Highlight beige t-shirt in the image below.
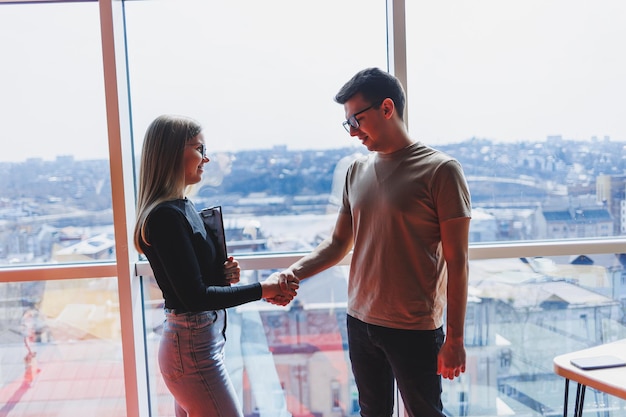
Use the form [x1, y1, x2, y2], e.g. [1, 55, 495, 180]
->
[342, 142, 471, 330]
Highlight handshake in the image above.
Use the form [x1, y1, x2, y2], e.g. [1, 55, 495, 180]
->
[260, 269, 300, 306]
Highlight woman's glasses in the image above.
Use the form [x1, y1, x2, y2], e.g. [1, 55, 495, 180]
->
[187, 143, 207, 159]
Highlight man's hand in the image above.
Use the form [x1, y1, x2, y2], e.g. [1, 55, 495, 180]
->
[437, 337, 466, 380]
[263, 270, 299, 306]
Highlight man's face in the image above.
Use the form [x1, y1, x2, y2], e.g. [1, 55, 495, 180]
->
[343, 94, 383, 152]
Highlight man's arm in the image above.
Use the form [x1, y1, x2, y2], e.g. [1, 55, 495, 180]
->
[267, 212, 353, 305]
[437, 216, 470, 380]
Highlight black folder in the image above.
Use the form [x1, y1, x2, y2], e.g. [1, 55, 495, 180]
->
[199, 206, 228, 261]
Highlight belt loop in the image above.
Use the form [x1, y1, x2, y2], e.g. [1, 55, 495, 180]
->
[222, 309, 228, 338]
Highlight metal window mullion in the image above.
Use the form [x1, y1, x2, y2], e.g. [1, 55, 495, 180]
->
[386, 0, 408, 125]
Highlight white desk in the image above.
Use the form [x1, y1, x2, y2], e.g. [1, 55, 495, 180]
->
[553, 339, 626, 417]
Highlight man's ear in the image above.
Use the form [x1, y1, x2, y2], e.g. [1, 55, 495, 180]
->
[381, 97, 395, 118]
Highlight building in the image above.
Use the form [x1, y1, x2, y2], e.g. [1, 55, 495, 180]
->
[597, 174, 626, 235]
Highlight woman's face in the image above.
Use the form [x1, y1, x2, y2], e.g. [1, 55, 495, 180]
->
[183, 133, 209, 186]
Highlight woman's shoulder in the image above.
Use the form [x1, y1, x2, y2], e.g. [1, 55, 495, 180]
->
[150, 199, 188, 221]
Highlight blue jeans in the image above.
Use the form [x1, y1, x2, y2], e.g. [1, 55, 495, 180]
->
[347, 315, 445, 417]
[159, 309, 242, 417]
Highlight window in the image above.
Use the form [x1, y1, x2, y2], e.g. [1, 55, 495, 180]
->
[406, 0, 626, 242]
[0, 2, 112, 266]
[125, 0, 387, 256]
[125, 1, 386, 416]
[0, 278, 125, 414]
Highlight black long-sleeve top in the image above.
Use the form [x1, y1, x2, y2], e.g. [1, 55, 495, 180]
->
[140, 199, 262, 312]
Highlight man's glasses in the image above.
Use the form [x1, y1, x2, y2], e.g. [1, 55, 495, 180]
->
[342, 104, 376, 133]
[187, 143, 207, 159]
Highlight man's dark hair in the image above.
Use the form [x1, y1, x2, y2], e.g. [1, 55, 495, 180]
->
[334, 67, 406, 121]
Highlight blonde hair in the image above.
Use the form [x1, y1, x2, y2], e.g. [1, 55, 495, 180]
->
[133, 115, 202, 252]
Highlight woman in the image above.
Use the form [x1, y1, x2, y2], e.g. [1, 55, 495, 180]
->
[134, 115, 297, 417]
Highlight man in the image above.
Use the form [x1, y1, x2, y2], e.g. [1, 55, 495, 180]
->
[273, 67, 471, 417]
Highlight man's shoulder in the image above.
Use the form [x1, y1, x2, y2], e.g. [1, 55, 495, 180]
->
[348, 152, 374, 169]
[404, 144, 459, 171]
[412, 142, 454, 160]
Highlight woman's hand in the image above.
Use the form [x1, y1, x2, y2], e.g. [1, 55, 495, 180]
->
[223, 256, 241, 285]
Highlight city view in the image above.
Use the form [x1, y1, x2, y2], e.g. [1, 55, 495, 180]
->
[1, 136, 626, 416]
[1, 135, 625, 265]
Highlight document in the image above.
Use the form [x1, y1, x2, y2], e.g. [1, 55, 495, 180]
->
[570, 355, 626, 370]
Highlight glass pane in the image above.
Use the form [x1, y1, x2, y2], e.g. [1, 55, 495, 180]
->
[145, 252, 626, 417]
[124, 0, 387, 256]
[0, 278, 125, 416]
[126, 1, 387, 410]
[406, 1, 626, 243]
[445, 254, 626, 417]
[143, 265, 355, 417]
[0, 3, 113, 267]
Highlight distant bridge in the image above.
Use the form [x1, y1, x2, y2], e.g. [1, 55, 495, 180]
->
[466, 176, 567, 203]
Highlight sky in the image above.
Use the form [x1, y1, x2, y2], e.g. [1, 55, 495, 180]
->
[1, 0, 625, 162]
